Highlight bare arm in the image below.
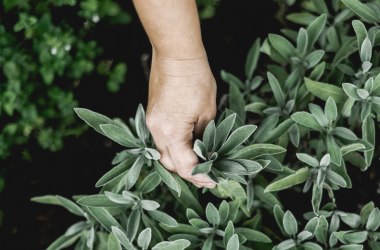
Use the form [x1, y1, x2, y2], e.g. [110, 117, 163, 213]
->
[133, 0, 205, 58]
[133, 0, 217, 188]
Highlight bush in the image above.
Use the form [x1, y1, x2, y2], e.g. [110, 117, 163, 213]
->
[33, 0, 380, 249]
[0, 0, 130, 160]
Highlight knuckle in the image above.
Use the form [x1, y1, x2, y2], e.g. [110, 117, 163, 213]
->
[177, 167, 193, 179]
[146, 116, 161, 132]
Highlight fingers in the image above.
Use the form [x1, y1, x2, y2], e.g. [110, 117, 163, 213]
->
[168, 141, 216, 188]
[147, 117, 216, 188]
[194, 112, 216, 138]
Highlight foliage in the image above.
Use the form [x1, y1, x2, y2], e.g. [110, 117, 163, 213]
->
[0, 0, 130, 160]
[33, 0, 380, 249]
[196, 0, 220, 19]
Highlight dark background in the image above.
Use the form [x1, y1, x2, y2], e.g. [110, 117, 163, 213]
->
[1, 1, 379, 249]
[0, 1, 281, 249]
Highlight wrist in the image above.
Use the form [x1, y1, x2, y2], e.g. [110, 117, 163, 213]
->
[153, 55, 211, 79]
[152, 41, 207, 59]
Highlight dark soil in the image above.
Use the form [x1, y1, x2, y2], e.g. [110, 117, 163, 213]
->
[0, 1, 281, 249]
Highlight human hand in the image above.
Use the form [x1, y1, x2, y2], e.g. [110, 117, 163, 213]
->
[146, 53, 217, 188]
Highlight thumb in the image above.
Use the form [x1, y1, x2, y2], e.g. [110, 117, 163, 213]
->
[168, 141, 216, 188]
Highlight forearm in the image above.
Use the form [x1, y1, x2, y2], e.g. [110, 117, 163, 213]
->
[132, 0, 206, 58]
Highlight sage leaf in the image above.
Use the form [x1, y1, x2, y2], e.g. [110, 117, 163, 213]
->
[312, 184, 323, 215]
[74, 108, 114, 135]
[88, 207, 121, 232]
[265, 167, 310, 192]
[235, 228, 272, 243]
[203, 120, 216, 151]
[362, 116, 375, 167]
[111, 226, 135, 250]
[135, 104, 149, 144]
[221, 70, 244, 89]
[137, 228, 152, 250]
[100, 124, 139, 148]
[206, 203, 220, 226]
[104, 192, 134, 205]
[306, 14, 327, 51]
[108, 232, 122, 250]
[96, 158, 134, 187]
[296, 153, 319, 168]
[305, 50, 324, 69]
[226, 234, 239, 250]
[141, 200, 160, 211]
[326, 169, 347, 187]
[267, 72, 286, 107]
[343, 231, 368, 244]
[342, 83, 361, 100]
[229, 84, 246, 122]
[340, 213, 361, 229]
[192, 161, 213, 175]
[291, 112, 322, 131]
[324, 97, 337, 122]
[54, 196, 86, 217]
[341, 0, 379, 23]
[138, 172, 161, 194]
[366, 208, 380, 231]
[152, 239, 190, 250]
[268, 34, 296, 59]
[303, 242, 323, 250]
[219, 125, 257, 155]
[304, 77, 346, 103]
[283, 211, 298, 236]
[229, 144, 286, 159]
[46, 233, 82, 250]
[78, 194, 125, 208]
[327, 135, 342, 166]
[126, 209, 140, 241]
[297, 28, 308, 56]
[315, 216, 328, 244]
[245, 39, 261, 80]
[31, 195, 61, 206]
[126, 156, 145, 189]
[333, 127, 358, 140]
[309, 103, 329, 128]
[154, 161, 181, 196]
[215, 114, 237, 150]
[352, 20, 367, 49]
[149, 210, 178, 227]
[219, 200, 230, 225]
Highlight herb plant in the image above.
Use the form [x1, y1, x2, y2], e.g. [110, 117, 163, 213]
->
[0, 0, 130, 160]
[33, 0, 380, 249]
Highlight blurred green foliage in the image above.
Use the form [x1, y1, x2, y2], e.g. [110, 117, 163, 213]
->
[0, 0, 131, 160]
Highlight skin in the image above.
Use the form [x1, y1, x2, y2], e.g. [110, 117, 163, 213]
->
[133, 0, 217, 188]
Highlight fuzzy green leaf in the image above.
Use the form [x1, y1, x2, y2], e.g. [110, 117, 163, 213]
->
[245, 39, 261, 80]
[192, 161, 213, 175]
[291, 112, 322, 131]
[100, 124, 139, 148]
[229, 144, 286, 159]
[304, 77, 346, 103]
[341, 0, 380, 23]
[88, 207, 121, 232]
[137, 228, 152, 250]
[149, 210, 178, 227]
[306, 14, 327, 50]
[265, 167, 310, 192]
[154, 161, 181, 196]
[218, 125, 257, 154]
[283, 211, 298, 236]
[268, 34, 296, 59]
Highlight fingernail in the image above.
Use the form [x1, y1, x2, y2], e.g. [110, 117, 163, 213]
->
[193, 183, 202, 188]
[205, 183, 216, 189]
